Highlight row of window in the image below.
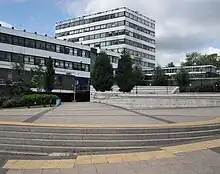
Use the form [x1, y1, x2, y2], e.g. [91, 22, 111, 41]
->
[56, 20, 155, 38]
[132, 59, 155, 67]
[108, 55, 119, 64]
[56, 11, 155, 30]
[86, 39, 155, 53]
[0, 51, 90, 72]
[144, 66, 216, 74]
[107, 47, 155, 61]
[0, 33, 91, 58]
[66, 29, 155, 45]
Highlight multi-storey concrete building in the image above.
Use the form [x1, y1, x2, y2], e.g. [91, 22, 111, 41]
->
[0, 25, 97, 101]
[56, 7, 156, 68]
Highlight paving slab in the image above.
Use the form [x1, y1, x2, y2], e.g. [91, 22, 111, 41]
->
[36, 103, 164, 124]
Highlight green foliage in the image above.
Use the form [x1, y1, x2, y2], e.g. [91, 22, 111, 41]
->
[0, 97, 9, 107]
[31, 64, 45, 92]
[44, 57, 55, 93]
[175, 67, 190, 87]
[167, 62, 175, 67]
[152, 66, 168, 86]
[116, 52, 135, 92]
[2, 94, 59, 108]
[182, 52, 220, 68]
[133, 65, 144, 85]
[11, 57, 31, 95]
[91, 52, 114, 92]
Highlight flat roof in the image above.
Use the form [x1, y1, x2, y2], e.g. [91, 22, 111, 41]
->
[56, 7, 155, 25]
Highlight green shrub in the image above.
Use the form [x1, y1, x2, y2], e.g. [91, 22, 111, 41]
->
[2, 99, 21, 108]
[0, 97, 9, 107]
[2, 94, 60, 108]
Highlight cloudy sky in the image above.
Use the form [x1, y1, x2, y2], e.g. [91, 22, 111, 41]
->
[0, 0, 220, 65]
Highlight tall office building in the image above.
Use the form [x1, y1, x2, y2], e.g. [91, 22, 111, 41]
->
[56, 7, 156, 68]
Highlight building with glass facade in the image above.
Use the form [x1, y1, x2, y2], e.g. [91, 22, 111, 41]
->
[56, 7, 156, 68]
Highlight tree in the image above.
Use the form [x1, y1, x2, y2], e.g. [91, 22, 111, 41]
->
[44, 57, 55, 93]
[116, 52, 135, 92]
[133, 65, 144, 86]
[167, 62, 175, 67]
[152, 66, 168, 86]
[8, 56, 30, 96]
[175, 67, 190, 87]
[91, 52, 114, 92]
[31, 64, 45, 92]
[182, 52, 220, 69]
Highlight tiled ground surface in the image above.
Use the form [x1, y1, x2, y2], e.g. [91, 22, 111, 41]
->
[4, 148, 220, 174]
[0, 108, 51, 122]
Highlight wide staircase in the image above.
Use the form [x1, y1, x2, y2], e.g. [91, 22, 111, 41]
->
[0, 122, 219, 159]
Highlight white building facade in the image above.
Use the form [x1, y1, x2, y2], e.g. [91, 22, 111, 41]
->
[56, 7, 156, 69]
[0, 25, 97, 100]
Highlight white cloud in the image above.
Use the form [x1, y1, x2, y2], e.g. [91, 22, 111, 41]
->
[58, 0, 220, 66]
[0, 21, 12, 28]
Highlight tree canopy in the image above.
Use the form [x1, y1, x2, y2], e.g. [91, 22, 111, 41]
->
[91, 51, 114, 92]
[182, 52, 220, 68]
[175, 67, 190, 87]
[167, 62, 175, 67]
[44, 57, 55, 93]
[152, 66, 168, 86]
[116, 52, 135, 92]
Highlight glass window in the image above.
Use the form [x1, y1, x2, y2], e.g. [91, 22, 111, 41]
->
[74, 48, 77, 55]
[84, 36, 89, 41]
[90, 35, 95, 40]
[77, 49, 82, 57]
[65, 61, 73, 69]
[95, 25, 100, 30]
[55, 60, 64, 68]
[24, 55, 34, 65]
[36, 40, 46, 50]
[84, 28, 89, 32]
[12, 53, 23, 62]
[25, 38, 35, 48]
[95, 34, 100, 39]
[90, 26, 95, 31]
[13, 36, 24, 46]
[118, 12, 124, 17]
[101, 33, 105, 38]
[69, 47, 73, 55]
[82, 50, 86, 57]
[100, 42, 105, 47]
[0, 33, 12, 44]
[59, 45, 64, 53]
[35, 57, 44, 65]
[85, 51, 90, 58]
[101, 24, 106, 29]
[46, 43, 56, 52]
[125, 12, 130, 17]
[119, 21, 124, 26]
[64, 47, 70, 54]
[56, 45, 60, 53]
[0, 51, 11, 62]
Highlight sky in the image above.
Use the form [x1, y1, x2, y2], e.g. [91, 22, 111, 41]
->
[0, 0, 220, 66]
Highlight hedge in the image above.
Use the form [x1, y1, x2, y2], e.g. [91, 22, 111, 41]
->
[2, 94, 60, 108]
[0, 97, 9, 107]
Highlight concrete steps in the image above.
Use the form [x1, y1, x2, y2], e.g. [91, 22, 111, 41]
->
[0, 123, 219, 156]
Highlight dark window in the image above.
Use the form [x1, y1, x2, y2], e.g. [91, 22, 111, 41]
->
[65, 61, 73, 69]
[36, 40, 46, 50]
[0, 33, 12, 44]
[46, 43, 56, 52]
[11, 53, 23, 63]
[35, 57, 45, 65]
[85, 51, 90, 58]
[25, 38, 35, 48]
[0, 51, 11, 62]
[60, 45, 64, 53]
[24, 55, 35, 65]
[54, 60, 64, 68]
[77, 49, 82, 57]
[13, 36, 24, 46]
[64, 47, 70, 54]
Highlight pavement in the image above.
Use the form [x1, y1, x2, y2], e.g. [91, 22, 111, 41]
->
[0, 102, 220, 173]
[3, 139, 220, 173]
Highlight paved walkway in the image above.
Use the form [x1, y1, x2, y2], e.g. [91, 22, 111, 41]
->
[3, 139, 220, 173]
[34, 103, 220, 124]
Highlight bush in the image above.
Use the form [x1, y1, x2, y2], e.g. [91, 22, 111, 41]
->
[2, 94, 60, 108]
[0, 97, 9, 107]
[2, 99, 21, 108]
